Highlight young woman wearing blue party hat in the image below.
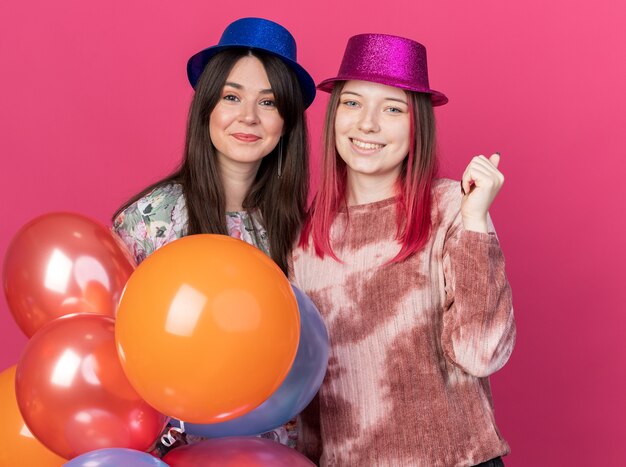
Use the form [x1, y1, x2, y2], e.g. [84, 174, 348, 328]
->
[113, 17, 316, 449]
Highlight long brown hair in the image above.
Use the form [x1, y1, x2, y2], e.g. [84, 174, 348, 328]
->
[300, 82, 437, 263]
[113, 49, 309, 275]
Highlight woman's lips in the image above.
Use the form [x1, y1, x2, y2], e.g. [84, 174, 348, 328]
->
[232, 133, 261, 142]
[350, 138, 385, 152]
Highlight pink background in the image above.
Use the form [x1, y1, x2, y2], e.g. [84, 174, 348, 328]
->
[1, 1, 624, 464]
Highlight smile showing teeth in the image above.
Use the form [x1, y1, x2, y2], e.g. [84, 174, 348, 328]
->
[351, 138, 384, 150]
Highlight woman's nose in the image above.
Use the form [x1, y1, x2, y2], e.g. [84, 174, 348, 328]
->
[357, 109, 380, 133]
[239, 101, 259, 124]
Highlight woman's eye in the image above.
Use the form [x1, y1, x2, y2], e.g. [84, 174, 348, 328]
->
[342, 100, 359, 107]
[386, 107, 403, 113]
[223, 94, 239, 102]
[260, 99, 276, 107]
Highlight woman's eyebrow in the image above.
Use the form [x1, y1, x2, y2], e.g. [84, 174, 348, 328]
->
[385, 97, 408, 105]
[340, 91, 407, 105]
[224, 81, 243, 89]
[224, 82, 274, 94]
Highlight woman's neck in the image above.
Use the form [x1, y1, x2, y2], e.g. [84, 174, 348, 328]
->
[218, 158, 262, 212]
[346, 171, 398, 206]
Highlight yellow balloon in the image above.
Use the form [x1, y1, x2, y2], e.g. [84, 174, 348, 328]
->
[0, 365, 66, 466]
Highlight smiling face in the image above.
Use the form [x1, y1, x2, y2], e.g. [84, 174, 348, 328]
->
[209, 55, 284, 172]
[334, 80, 411, 196]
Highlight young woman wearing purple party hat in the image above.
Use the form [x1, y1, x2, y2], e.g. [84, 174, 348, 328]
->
[291, 34, 515, 466]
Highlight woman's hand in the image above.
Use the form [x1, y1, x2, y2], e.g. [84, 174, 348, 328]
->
[460, 153, 504, 233]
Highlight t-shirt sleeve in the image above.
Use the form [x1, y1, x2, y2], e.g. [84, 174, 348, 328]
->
[112, 203, 153, 265]
[440, 201, 516, 377]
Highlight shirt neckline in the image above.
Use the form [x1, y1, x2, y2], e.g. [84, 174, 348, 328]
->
[340, 196, 398, 214]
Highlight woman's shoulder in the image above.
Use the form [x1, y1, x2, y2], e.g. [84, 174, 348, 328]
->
[432, 178, 462, 210]
[433, 178, 460, 197]
[431, 178, 463, 228]
[113, 183, 185, 231]
[112, 183, 187, 264]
